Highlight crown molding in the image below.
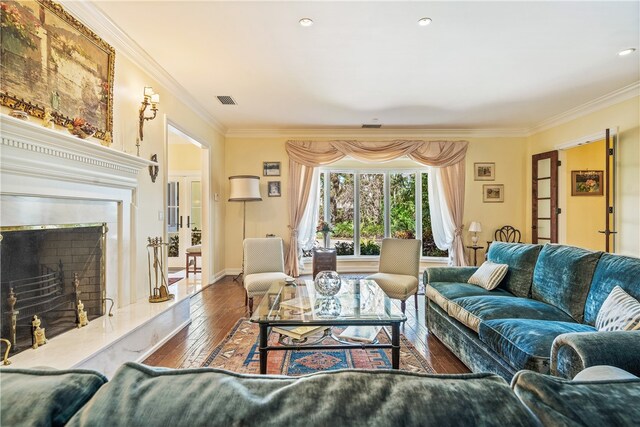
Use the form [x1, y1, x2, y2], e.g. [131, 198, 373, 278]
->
[49, 2, 640, 141]
[529, 81, 640, 136]
[225, 127, 530, 139]
[59, 1, 226, 136]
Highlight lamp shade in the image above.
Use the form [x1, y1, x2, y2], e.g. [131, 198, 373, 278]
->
[228, 175, 262, 201]
[468, 222, 482, 233]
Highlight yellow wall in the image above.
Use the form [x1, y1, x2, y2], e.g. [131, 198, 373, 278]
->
[168, 135, 203, 172]
[224, 135, 529, 272]
[564, 140, 606, 251]
[109, 54, 227, 297]
[527, 96, 640, 257]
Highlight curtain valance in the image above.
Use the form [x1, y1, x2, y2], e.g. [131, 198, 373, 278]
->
[285, 139, 468, 168]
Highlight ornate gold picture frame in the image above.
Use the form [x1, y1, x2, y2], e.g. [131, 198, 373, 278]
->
[0, 0, 115, 141]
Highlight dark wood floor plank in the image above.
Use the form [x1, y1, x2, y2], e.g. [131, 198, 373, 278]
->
[144, 276, 469, 374]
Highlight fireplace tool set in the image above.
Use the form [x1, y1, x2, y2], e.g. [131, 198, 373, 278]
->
[147, 237, 175, 303]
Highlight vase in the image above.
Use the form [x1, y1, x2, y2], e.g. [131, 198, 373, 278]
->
[314, 270, 341, 297]
[323, 231, 331, 249]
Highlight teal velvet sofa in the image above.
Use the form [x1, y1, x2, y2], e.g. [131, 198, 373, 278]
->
[2, 362, 640, 426]
[425, 242, 640, 381]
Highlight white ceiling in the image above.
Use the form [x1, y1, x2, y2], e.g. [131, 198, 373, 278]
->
[93, 1, 639, 132]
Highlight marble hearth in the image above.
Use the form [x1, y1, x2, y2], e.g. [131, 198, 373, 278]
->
[0, 115, 191, 377]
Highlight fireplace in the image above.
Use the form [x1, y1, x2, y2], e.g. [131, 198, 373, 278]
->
[0, 114, 191, 377]
[1, 224, 106, 353]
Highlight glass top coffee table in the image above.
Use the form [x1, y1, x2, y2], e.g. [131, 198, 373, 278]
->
[249, 278, 407, 374]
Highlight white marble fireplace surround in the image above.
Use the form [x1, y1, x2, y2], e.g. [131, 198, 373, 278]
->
[0, 115, 191, 377]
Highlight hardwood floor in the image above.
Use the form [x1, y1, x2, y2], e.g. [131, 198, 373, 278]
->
[144, 275, 470, 374]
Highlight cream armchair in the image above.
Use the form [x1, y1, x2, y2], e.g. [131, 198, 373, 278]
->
[243, 237, 288, 315]
[366, 238, 421, 313]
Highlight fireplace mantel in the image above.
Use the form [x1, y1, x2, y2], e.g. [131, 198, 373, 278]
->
[0, 115, 154, 188]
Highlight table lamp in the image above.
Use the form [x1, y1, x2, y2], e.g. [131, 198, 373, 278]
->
[469, 222, 482, 246]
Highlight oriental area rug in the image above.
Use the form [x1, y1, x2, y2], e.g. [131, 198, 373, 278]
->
[202, 319, 435, 376]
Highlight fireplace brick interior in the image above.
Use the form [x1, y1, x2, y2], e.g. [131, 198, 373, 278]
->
[1, 224, 105, 353]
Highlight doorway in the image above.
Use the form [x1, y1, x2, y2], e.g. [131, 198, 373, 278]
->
[165, 122, 210, 283]
[556, 130, 616, 252]
[167, 175, 201, 268]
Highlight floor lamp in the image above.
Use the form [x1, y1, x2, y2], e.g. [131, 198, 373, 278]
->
[229, 175, 262, 281]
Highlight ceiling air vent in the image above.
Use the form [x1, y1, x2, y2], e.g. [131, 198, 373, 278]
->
[216, 96, 237, 105]
[362, 124, 382, 128]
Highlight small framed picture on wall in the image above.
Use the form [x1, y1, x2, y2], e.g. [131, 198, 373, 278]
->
[474, 163, 495, 181]
[571, 170, 603, 196]
[263, 162, 281, 176]
[483, 184, 504, 203]
[268, 181, 281, 197]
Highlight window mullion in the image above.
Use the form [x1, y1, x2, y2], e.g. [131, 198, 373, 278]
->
[323, 171, 330, 223]
[416, 172, 423, 249]
[354, 173, 361, 256]
[384, 172, 390, 238]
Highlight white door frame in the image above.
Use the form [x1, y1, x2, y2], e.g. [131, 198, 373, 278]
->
[164, 118, 212, 284]
[554, 129, 618, 247]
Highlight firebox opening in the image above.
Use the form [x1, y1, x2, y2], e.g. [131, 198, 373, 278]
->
[1, 223, 106, 354]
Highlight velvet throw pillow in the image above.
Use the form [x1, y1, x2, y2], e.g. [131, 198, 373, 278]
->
[595, 286, 640, 331]
[467, 261, 509, 290]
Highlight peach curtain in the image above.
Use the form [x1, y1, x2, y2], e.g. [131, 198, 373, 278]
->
[285, 139, 469, 276]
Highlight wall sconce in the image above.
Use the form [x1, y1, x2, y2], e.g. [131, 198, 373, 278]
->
[138, 86, 160, 142]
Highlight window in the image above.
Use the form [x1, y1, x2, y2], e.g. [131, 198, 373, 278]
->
[316, 168, 447, 258]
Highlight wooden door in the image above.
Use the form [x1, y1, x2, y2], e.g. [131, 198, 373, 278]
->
[167, 176, 201, 268]
[600, 129, 617, 252]
[532, 150, 558, 244]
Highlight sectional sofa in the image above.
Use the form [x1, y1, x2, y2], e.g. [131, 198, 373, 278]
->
[2, 362, 640, 426]
[425, 242, 640, 380]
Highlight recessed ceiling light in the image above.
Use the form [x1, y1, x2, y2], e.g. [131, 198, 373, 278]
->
[418, 17, 432, 26]
[618, 48, 636, 56]
[299, 18, 313, 27]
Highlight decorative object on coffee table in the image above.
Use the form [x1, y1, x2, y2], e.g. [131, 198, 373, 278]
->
[314, 271, 341, 296]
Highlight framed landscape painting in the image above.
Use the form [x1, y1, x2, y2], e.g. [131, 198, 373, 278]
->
[0, 0, 115, 141]
[571, 170, 603, 196]
[474, 163, 495, 181]
[483, 184, 504, 203]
